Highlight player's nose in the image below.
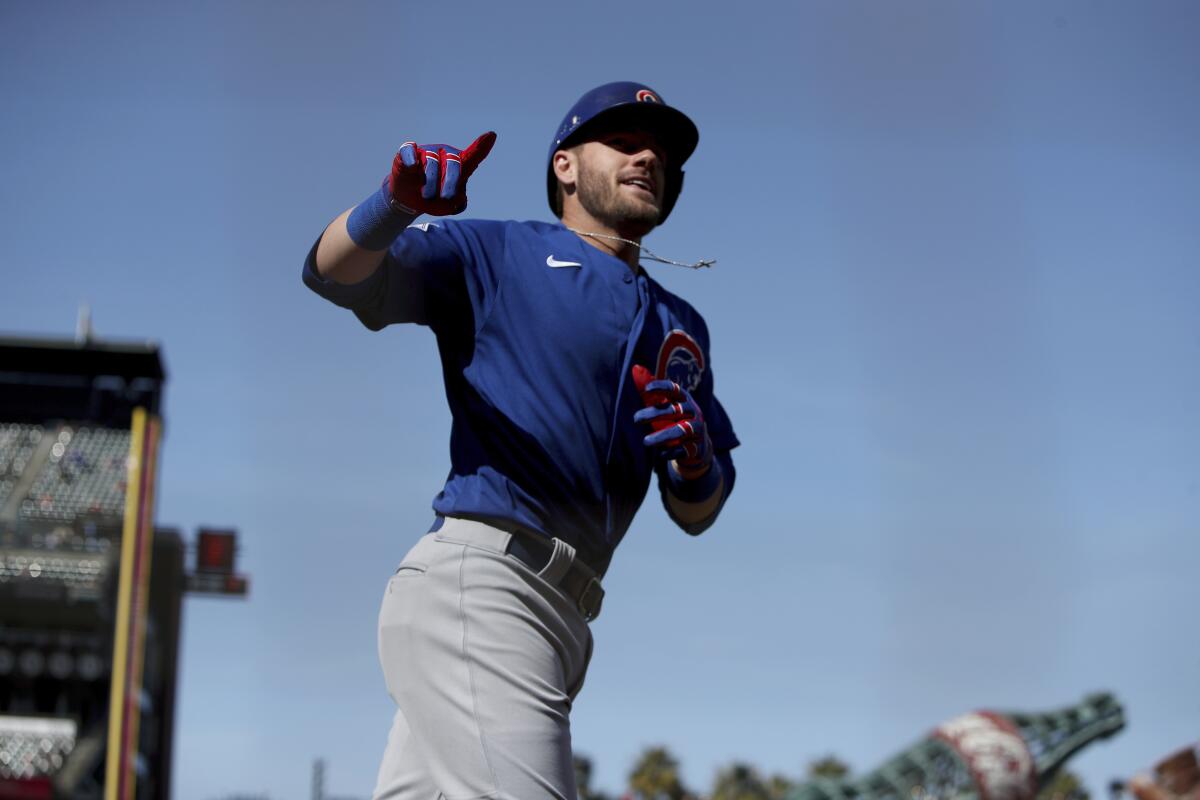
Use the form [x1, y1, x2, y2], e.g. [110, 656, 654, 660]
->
[630, 144, 665, 169]
[626, 131, 667, 168]
[629, 150, 667, 193]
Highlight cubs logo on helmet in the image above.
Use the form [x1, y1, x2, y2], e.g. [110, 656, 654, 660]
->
[635, 89, 661, 103]
[656, 329, 705, 392]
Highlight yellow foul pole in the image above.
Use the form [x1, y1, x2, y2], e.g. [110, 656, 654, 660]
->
[105, 408, 162, 800]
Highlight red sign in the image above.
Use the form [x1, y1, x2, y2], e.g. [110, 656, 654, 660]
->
[197, 529, 236, 574]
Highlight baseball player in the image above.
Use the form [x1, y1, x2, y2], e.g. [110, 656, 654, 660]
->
[302, 81, 739, 800]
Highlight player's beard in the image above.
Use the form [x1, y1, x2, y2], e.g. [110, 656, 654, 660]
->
[575, 159, 660, 236]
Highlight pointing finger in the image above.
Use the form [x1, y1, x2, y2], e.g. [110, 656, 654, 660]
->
[460, 131, 497, 177]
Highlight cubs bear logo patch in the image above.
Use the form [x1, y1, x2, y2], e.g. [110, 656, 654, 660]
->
[655, 329, 705, 392]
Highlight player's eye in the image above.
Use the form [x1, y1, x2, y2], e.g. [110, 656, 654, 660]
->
[603, 134, 665, 164]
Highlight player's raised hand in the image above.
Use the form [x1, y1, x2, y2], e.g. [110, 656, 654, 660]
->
[631, 364, 713, 479]
[339, 132, 495, 252]
[388, 132, 497, 217]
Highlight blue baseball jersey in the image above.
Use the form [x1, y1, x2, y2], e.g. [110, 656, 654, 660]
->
[303, 219, 738, 573]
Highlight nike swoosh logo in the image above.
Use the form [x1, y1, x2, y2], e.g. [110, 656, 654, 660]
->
[546, 255, 582, 268]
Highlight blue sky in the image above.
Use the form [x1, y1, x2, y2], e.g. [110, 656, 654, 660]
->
[2, 2, 1197, 798]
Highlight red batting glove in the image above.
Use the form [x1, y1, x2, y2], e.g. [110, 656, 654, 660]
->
[388, 131, 496, 216]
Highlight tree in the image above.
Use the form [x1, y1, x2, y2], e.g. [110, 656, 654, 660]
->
[805, 756, 851, 781]
[576, 754, 613, 800]
[711, 762, 771, 800]
[629, 746, 688, 800]
[1038, 770, 1090, 800]
[766, 773, 796, 800]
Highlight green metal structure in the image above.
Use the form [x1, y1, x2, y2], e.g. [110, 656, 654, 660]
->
[790, 693, 1125, 800]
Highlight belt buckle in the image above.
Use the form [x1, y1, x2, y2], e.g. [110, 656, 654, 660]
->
[577, 576, 604, 622]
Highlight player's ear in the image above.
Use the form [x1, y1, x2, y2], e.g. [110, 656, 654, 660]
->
[552, 148, 577, 190]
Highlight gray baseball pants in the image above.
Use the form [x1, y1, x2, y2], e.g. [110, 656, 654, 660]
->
[372, 517, 594, 800]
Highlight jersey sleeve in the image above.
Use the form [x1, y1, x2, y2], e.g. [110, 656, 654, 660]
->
[302, 219, 506, 336]
[705, 392, 739, 453]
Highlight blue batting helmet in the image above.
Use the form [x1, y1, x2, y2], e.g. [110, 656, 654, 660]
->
[546, 81, 699, 223]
